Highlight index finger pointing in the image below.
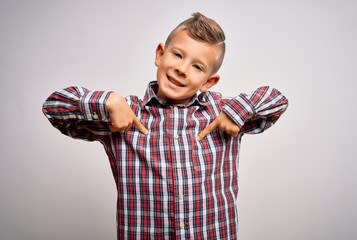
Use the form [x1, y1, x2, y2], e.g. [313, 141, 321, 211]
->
[133, 117, 148, 135]
[197, 121, 218, 141]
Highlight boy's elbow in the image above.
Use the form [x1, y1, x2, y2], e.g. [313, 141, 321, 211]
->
[281, 96, 289, 113]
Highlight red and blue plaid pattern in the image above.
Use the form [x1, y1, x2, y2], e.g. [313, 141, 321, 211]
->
[43, 81, 288, 239]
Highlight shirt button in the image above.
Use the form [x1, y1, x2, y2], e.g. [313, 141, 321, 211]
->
[180, 222, 185, 229]
[177, 163, 181, 169]
[179, 193, 184, 200]
[68, 114, 75, 119]
[174, 106, 178, 110]
[92, 113, 99, 120]
[174, 134, 179, 139]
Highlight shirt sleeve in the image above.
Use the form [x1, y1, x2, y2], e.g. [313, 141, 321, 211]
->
[42, 86, 113, 141]
[222, 86, 289, 134]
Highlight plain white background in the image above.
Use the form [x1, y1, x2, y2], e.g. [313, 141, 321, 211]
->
[1, 0, 356, 239]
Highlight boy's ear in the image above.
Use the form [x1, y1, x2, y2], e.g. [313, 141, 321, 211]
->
[200, 74, 220, 92]
[155, 43, 165, 67]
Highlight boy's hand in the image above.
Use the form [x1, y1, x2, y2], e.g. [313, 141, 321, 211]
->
[106, 93, 148, 135]
[197, 112, 240, 140]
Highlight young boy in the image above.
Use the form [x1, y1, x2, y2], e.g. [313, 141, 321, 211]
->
[43, 12, 288, 239]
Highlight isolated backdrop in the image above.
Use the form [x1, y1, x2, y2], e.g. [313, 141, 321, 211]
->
[1, 0, 356, 239]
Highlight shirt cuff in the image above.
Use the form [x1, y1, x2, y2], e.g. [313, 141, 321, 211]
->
[80, 90, 113, 121]
[223, 94, 256, 128]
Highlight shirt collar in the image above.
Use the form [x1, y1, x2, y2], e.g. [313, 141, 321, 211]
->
[141, 81, 211, 108]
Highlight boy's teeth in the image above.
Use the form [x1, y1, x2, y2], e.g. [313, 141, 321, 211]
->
[168, 76, 183, 86]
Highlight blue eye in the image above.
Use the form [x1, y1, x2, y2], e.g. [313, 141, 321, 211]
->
[174, 52, 182, 59]
[193, 65, 203, 71]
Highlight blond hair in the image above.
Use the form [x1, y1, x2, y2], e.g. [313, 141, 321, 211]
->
[165, 12, 226, 73]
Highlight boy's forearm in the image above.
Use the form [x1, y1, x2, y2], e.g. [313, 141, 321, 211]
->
[43, 86, 112, 121]
[42, 86, 113, 140]
[222, 86, 288, 133]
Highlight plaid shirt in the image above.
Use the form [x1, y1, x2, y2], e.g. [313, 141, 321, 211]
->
[43, 81, 288, 239]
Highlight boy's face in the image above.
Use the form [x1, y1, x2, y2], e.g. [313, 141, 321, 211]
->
[155, 30, 220, 105]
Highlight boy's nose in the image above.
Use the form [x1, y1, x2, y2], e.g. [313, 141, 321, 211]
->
[175, 63, 188, 78]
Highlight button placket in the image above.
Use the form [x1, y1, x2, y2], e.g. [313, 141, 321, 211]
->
[171, 105, 187, 235]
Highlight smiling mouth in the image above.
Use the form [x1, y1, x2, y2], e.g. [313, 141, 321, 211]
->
[167, 75, 185, 87]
